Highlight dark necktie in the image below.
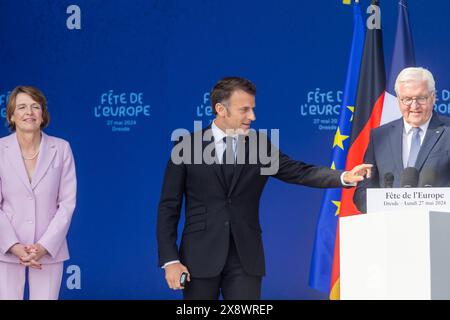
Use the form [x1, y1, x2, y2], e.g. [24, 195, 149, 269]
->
[222, 136, 235, 190]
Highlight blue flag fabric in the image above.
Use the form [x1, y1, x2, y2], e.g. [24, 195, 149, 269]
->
[381, 0, 416, 129]
[387, 0, 416, 94]
[308, 2, 365, 293]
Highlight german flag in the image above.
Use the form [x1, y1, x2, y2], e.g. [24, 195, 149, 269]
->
[330, 0, 386, 299]
[308, 0, 365, 296]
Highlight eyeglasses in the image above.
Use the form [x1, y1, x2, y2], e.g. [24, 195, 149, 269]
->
[400, 96, 429, 106]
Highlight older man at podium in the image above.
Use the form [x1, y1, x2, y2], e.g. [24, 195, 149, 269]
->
[354, 67, 450, 213]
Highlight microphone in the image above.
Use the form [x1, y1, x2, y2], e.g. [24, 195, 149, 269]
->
[383, 172, 394, 188]
[418, 168, 438, 187]
[400, 167, 419, 187]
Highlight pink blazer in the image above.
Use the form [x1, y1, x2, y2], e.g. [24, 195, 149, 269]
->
[0, 132, 77, 264]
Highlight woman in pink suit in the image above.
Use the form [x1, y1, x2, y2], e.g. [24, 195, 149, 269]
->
[0, 86, 77, 300]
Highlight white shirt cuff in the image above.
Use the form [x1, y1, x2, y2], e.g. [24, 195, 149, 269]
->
[340, 171, 356, 187]
[162, 260, 180, 269]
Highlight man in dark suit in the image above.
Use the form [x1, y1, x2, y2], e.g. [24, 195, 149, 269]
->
[354, 67, 450, 213]
[157, 77, 372, 300]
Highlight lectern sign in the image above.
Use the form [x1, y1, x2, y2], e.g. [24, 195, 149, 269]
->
[367, 187, 450, 213]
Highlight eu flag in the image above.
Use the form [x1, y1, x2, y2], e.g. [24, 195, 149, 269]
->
[308, 1, 365, 294]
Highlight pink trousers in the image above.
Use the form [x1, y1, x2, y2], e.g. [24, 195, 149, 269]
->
[0, 261, 63, 300]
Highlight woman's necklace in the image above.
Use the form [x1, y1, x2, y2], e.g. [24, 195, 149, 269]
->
[22, 149, 40, 160]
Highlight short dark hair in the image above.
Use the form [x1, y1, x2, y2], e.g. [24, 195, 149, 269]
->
[211, 77, 256, 115]
[6, 86, 50, 131]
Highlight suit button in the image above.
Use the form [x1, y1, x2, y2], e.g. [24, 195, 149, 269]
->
[27, 196, 33, 200]
[227, 199, 232, 204]
[27, 220, 33, 224]
[224, 221, 229, 227]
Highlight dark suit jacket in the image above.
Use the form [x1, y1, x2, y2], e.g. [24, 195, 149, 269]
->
[354, 113, 450, 213]
[157, 127, 344, 278]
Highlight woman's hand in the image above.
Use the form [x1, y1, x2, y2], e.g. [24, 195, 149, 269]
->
[9, 243, 29, 259]
[9, 243, 48, 269]
[8, 243, 42, 269]
[20, 244, 48, 269]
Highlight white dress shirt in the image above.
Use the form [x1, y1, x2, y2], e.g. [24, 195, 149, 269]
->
[402, 117, 431, 168]
[211, 121, 238, 163]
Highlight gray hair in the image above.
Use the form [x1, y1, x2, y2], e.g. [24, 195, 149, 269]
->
[394, 67, 436, 95]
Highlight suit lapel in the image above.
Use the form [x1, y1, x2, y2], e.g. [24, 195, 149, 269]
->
[204, 123, 249, 196]
[388, 119, 404, 172]
[210, 147, 228, 193]
[4, 133, 33, 194]
[415, 114, 445, 171]
[203, 126, 228, 193]
[227, 135, 248, 197]
[31, 133, 56, 189]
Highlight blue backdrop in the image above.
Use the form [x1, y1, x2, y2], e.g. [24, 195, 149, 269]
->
[0, 0, 449, 299]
